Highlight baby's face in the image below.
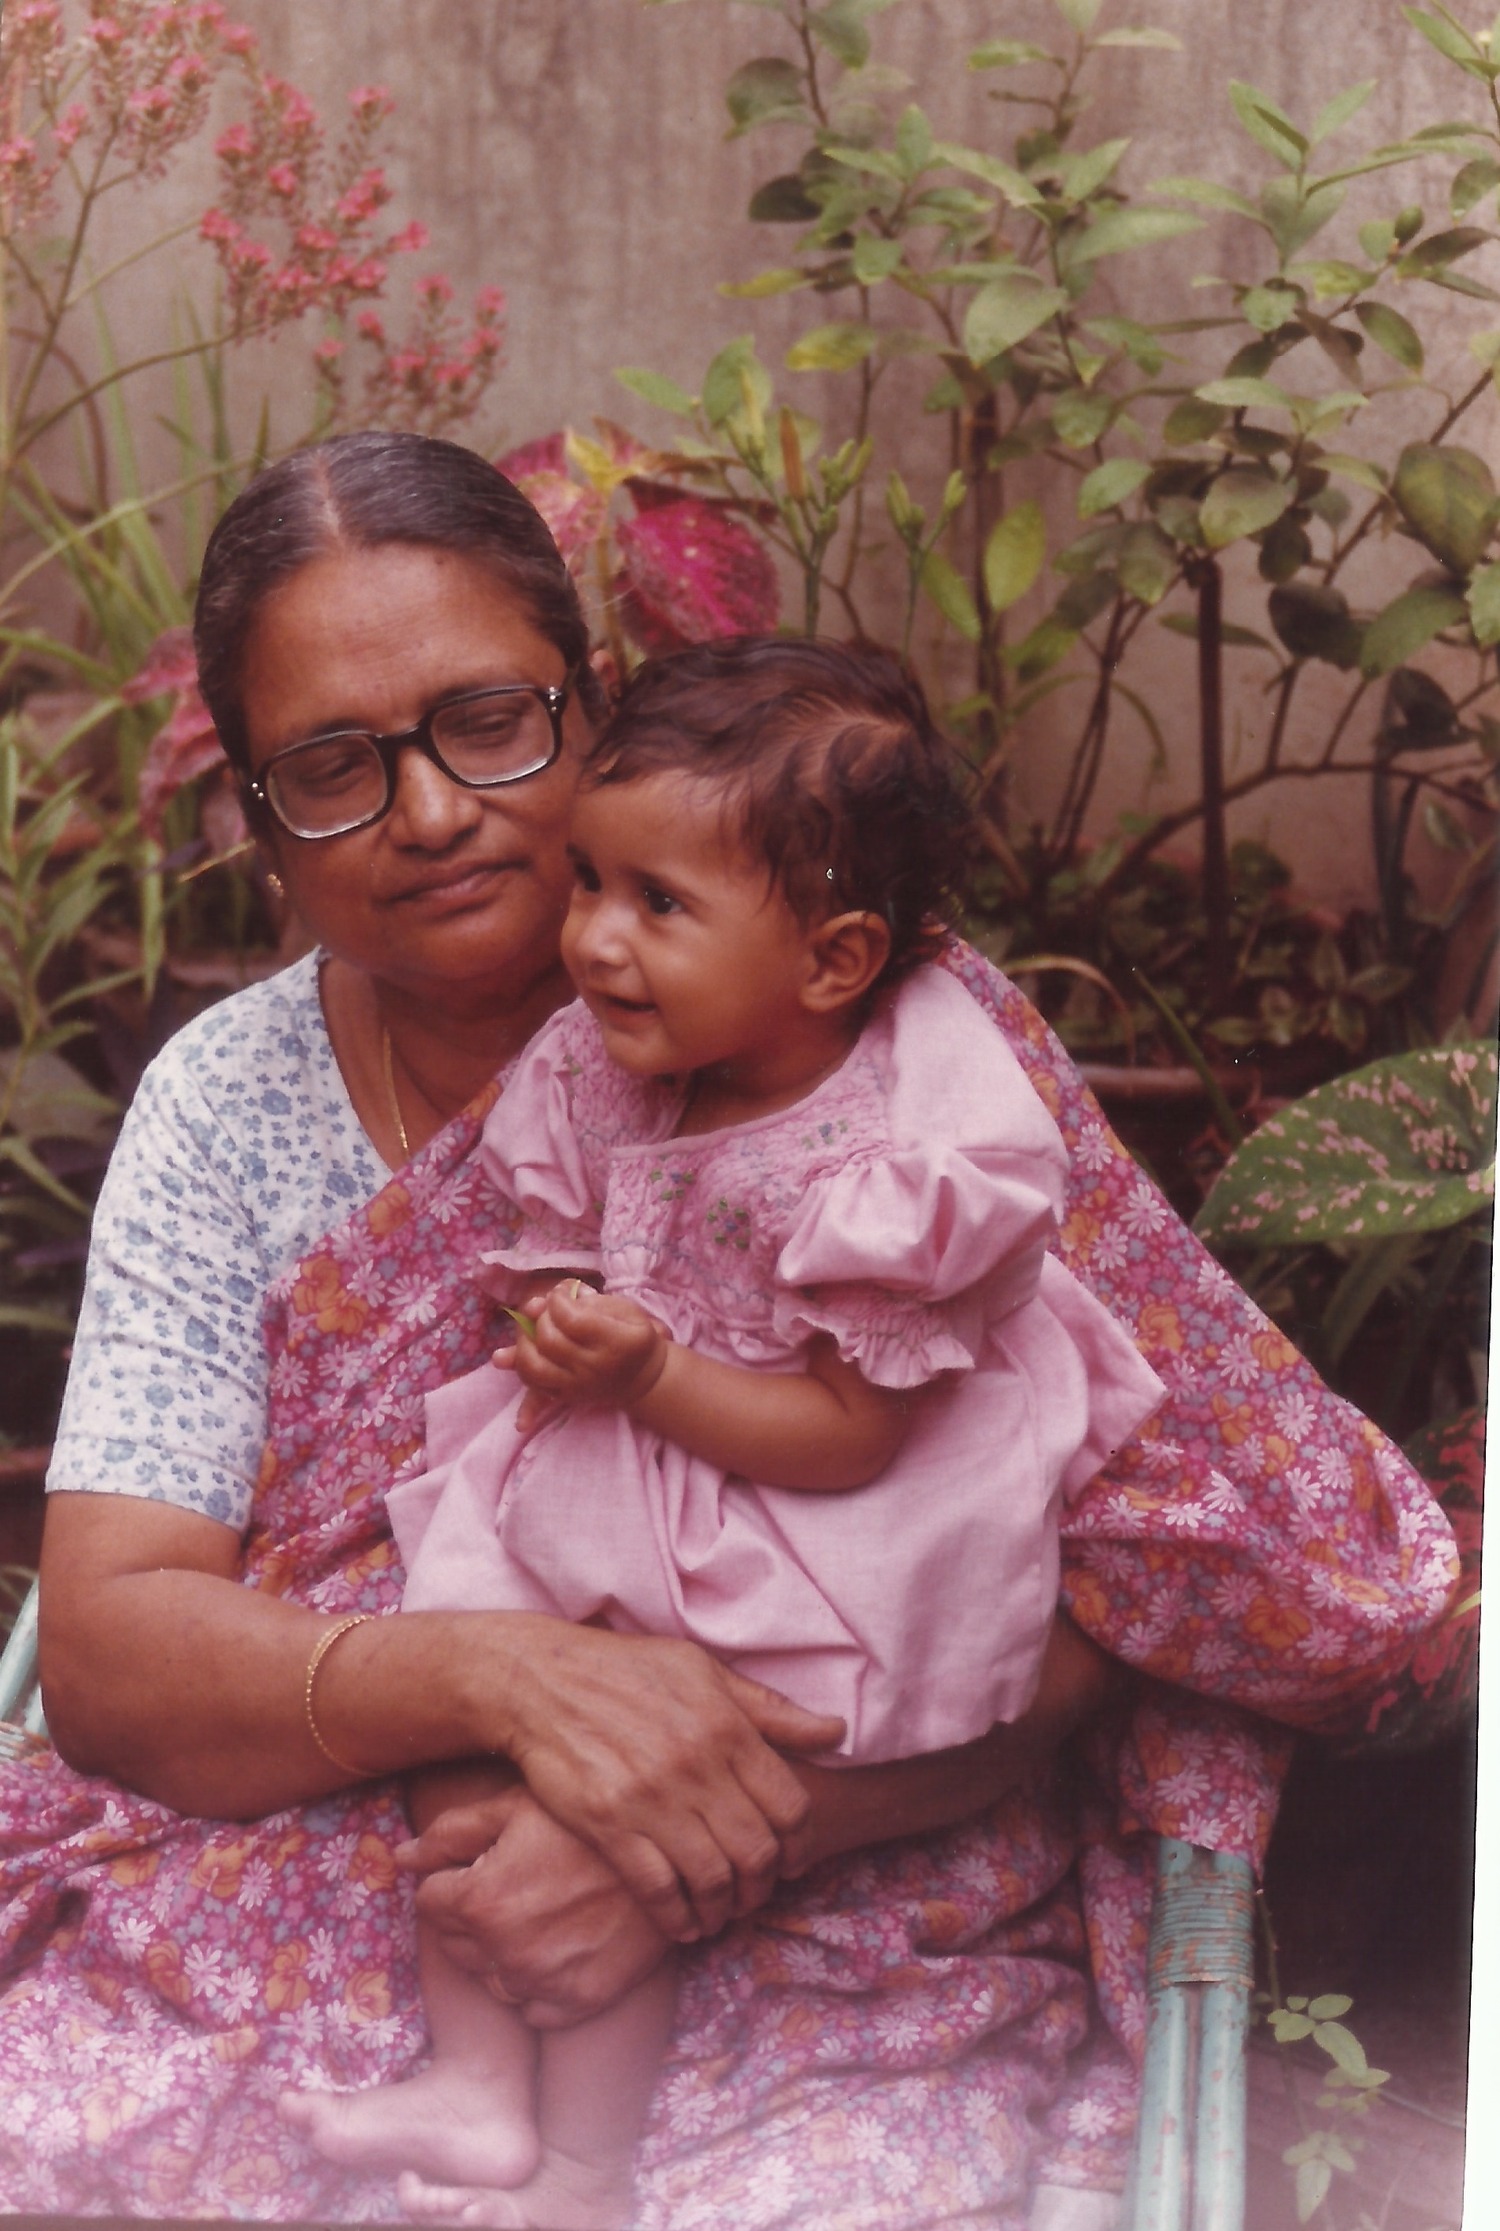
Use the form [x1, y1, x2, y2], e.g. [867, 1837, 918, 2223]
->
[562, 770, 820, 1090]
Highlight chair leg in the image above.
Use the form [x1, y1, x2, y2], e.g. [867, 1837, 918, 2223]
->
[1124, 1839, 1254, 2231]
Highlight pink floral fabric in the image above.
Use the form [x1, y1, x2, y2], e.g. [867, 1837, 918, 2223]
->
[0, 949, 1457, 2224]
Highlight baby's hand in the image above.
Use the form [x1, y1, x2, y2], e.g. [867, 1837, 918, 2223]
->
[501, 1281, 669, 1419]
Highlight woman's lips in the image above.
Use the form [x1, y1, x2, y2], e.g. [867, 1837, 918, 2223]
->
[384, 859, 517, 907]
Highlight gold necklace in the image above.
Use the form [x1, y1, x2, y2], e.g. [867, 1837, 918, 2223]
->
[380, 1026, 410, 1161]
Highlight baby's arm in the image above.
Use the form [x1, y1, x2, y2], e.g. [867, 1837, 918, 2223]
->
[497, 1283, 908, 1492]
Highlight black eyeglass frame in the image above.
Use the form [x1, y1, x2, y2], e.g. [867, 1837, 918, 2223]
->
[242, 679, 571, 841]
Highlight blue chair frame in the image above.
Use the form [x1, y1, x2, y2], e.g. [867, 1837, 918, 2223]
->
[0, 1582, 1254, 2227]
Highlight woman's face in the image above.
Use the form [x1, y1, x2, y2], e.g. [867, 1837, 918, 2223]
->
[240, 542, 586, 1014]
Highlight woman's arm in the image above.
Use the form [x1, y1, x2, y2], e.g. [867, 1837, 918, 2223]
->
[503, 1283, 907, 1491]
[38, 1492, 845, 1937]
[407, 1613, 1120, 2025]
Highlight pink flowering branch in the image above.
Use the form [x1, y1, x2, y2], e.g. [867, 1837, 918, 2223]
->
[2, 0, 509, 558]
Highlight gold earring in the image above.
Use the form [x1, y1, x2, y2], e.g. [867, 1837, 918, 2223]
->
[266, 871, 285, 901]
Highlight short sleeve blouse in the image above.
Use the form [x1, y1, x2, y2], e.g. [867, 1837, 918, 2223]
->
[46, 953, 385, 1532]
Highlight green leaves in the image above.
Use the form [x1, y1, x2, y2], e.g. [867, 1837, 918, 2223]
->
[1163, 397, 1228, 444]
[1391, 443, 1498, 570]
[1195, 1044, 1497, 1248]
[1354, 300, 1424, 370]
[1196, 375, 1294, 411]
[1362, 583, 1467, 673]
[1268, 581, 1363, 667]
[1228, 81, 1307, 168]
[963, 272, 1068, 363]
[967, 38, 1051, 71]
[1468, 560, 1500, 646]
[852, 234, 903, 284]
[724, 57, 807, 135]
[983, 502, 1046, 612]
[933, 141, 1042, 207]
[920, 549, 981, 641]
[1452, 153, 1500, 216]
[1078, 458, 1151, 517]
[615, 366, 696, 418]
[0, 1049, 115, 1147]
[1404, 3, 1500, 77]
[1066, 206, 1203, 267]
[1199, 467, 1293, 550]
[785, 322, 878, 371]
[700, 336, 772, 432]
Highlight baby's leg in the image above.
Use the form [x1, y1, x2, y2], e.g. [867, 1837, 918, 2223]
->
[281, 1764, 541, 2189]
[397, 1956, 678, 2229]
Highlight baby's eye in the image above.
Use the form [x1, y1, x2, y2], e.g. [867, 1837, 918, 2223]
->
[643, 885, 681, 917]
[572, 858, 601, 893]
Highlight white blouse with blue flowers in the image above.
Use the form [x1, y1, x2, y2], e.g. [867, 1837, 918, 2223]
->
[47, 954, 385, 1532]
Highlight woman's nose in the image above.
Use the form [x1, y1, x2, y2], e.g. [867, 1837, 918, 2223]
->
[385, 741, 483, 847]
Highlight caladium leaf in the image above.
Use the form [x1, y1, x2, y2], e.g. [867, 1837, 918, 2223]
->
[1195, 1042, 1496, 1248]
[496, 433, 568, 481]
[616, 498, 779, 651]
[125, 629, 235, 841]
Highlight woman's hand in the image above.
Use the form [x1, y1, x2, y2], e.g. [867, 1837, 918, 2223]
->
[400, 1786, 673, 2030]
[496, 1619, 844, 1940]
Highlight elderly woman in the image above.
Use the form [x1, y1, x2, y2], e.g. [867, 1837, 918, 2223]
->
[0, 431, 1456, 2229]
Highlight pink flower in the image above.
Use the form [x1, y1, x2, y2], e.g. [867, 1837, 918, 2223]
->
[265, 161, 299, 198]
[417, 271, 454, 306]
[388, 219, 428, 255]
[54, 103, 90, 151]
[347, 83, 393, 123]
[475, 283, 506, 320]
[313, 337, 344, 366]
[293, 221, 338, 258]
[215, 121, 254, 161]
[336, 168, 392, 228]
[355, 309, 386, 343]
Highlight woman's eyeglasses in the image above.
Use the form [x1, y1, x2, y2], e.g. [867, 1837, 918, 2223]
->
[243, 680, 570, 840]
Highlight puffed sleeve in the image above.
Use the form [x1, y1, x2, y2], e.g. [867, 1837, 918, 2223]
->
[771, 968, 1070, 1386]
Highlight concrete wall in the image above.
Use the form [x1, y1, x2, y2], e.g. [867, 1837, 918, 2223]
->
[38, 0, 1500, 911]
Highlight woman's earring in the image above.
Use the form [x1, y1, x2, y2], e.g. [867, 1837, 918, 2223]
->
[265, 871, 285, 901]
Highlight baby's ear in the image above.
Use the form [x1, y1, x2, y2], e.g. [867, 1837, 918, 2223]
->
[801, 911, 891, 1014]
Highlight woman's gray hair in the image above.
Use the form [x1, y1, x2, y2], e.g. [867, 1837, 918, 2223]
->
[193, 429, 602, 774]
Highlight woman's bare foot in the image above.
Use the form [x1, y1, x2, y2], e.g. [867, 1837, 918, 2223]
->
[395, 2144, 633, 2229]
[279, 2065, 540, 2189]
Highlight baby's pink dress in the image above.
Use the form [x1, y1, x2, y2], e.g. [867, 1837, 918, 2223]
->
[389, 966, 1163, 1761]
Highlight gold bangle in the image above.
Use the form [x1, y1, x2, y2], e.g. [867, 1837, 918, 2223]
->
[304, 1613, 374, 1778]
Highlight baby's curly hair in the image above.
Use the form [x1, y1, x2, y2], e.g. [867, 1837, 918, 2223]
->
[584, 637, 975, 991]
